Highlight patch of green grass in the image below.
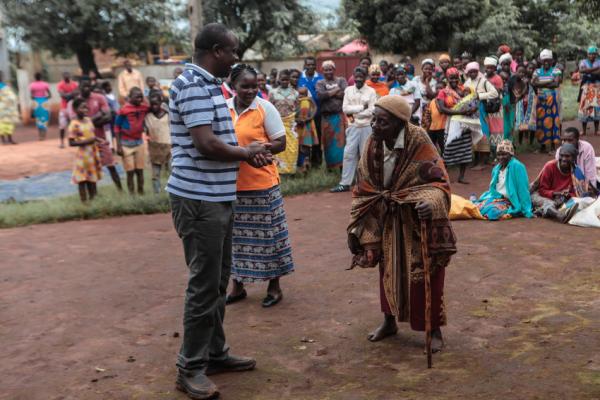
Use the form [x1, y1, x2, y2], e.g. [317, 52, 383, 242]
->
[0, 167, 340, 229]
[561, 81, 579, 122]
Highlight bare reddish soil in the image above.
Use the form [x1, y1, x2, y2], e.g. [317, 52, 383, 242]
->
[2, 132, 600, 398]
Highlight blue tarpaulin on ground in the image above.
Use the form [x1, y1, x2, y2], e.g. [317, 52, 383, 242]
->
[0, 165, 124, 202]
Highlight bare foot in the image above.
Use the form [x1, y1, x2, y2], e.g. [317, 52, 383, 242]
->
[424, 328, 445, 354]
[367, 316, 398, 342]
[432, 328, 444, 353]
[470, 165, 485, 171]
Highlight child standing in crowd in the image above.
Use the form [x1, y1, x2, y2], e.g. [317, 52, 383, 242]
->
[144, 95, 171, 194]
[57, 72, 79, 148]
[101, 80, 120, 148]
[115, 87, 149, 195]
[68, 98, 103, 203]
[514, 64, 537, 146]
[144, 76, 162, 99]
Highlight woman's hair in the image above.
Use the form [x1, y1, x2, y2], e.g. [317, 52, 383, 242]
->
[230, 63, 257, 85]
[360, 56, 372, 64]
[72, 97, 86, 110]
[278, 69, 291, 78]
[34, 72, 42, 80]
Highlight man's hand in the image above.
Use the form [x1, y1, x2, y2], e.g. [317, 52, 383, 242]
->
[415, 201, 433, 220]
[117, 145, 124, 156]
[245, 142, 273, 168]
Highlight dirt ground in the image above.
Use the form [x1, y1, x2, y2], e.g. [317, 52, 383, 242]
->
[2, 133, 600, 399]
[0, 126, 73, 180]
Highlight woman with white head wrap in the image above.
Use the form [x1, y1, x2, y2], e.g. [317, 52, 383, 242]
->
[532, 49, 561, 153]
[475, 55, 505, 165]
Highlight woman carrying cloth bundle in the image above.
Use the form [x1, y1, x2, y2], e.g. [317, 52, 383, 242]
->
[437, 67, 479, 184]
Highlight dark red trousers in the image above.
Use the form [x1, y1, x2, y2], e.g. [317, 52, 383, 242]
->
[379, 264, 446, 331]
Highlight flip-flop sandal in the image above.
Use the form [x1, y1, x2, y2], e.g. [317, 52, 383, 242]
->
[225, 289, 247, 305]
[261, 292, 282, 308]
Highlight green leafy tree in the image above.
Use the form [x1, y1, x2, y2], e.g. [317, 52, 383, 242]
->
[202, 0, 316, 59]
[452, 0, 537, 57]
[0, 0, 181, 75]
[343, 0, 485, 54]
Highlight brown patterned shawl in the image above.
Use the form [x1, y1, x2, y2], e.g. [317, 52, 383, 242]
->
[347, 122, 457, 319]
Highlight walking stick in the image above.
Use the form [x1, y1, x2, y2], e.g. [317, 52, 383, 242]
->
[420, 221, 433, 368]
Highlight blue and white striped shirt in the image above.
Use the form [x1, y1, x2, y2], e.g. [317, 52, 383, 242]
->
[166, 63, 239, 202]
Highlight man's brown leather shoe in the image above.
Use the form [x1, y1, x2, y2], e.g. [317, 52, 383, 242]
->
[205, 354, 256, 376]
[176, 371, 219, 400]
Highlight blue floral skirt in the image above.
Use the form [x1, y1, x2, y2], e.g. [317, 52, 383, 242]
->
[231, 185, 294, 282]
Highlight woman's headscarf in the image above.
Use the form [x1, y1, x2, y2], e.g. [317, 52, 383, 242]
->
[540, 49, 553, 60]
[498, 44, 511, 54]
[421, 58, 435, 67]
[322, 60, 336, 69]
[445, 67, 459, 77]
[368, 64, 381, 74]
[484, 56, 498, 67]
[588, 46, 598, 55]
[559, 143, 578, 160]
[496, 140, 514, 155]
[439, 53, 451, 63]
[466, 62, 480, 72]
[499, 53, 513, 64]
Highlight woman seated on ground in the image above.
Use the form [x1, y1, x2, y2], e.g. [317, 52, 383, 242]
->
[530, 143, 591, 223]
[474, 140, 533, 220]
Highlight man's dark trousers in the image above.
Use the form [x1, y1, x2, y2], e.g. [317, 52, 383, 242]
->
[170, 193, 232, 372]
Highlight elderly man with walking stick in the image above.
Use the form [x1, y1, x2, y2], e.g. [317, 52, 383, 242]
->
[347, 95, 457, 365]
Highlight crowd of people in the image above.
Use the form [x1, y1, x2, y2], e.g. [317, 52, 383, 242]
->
[0, 62, 182, 200]
[158, 22, 600, 400]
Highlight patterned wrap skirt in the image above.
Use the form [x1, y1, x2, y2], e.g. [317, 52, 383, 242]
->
[475, 197, 513, 221]
[32, 96, 50, 131]
[321, 112, 348, 168]
[578, 82, 600, 123]
[231, 185, 294, 282]
[535, 89, 561, 146]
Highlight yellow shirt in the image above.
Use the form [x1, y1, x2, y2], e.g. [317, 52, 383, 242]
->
[118, 69, 145, 98]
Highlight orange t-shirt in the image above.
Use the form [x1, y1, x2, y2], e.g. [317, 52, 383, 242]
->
[366, 80, 390, 98]
[227, 96, 286, 191]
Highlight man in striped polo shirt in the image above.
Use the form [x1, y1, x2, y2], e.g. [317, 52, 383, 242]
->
[168, 23, 272, 400]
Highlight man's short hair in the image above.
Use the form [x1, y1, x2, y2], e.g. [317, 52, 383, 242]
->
[129, 86, 142, 96]
[564, 127, 580, 139]
[353, 66, 367, 76]
[304, 56, 316, 64]
[194, 23, 232, 54]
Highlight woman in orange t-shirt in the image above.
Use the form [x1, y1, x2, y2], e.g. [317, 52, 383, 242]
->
[225, 64, 295, 308]
[366, 64, 390, 98]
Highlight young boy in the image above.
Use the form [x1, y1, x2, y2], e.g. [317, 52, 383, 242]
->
[144, 95, 171, 194]
[144, 76, 163, 100]
[115, 87, 149, 195]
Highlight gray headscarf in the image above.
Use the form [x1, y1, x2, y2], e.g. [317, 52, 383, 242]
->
[558, 143, 578, 161]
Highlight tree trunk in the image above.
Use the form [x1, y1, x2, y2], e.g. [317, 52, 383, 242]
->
[73, 42, 100, 78]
